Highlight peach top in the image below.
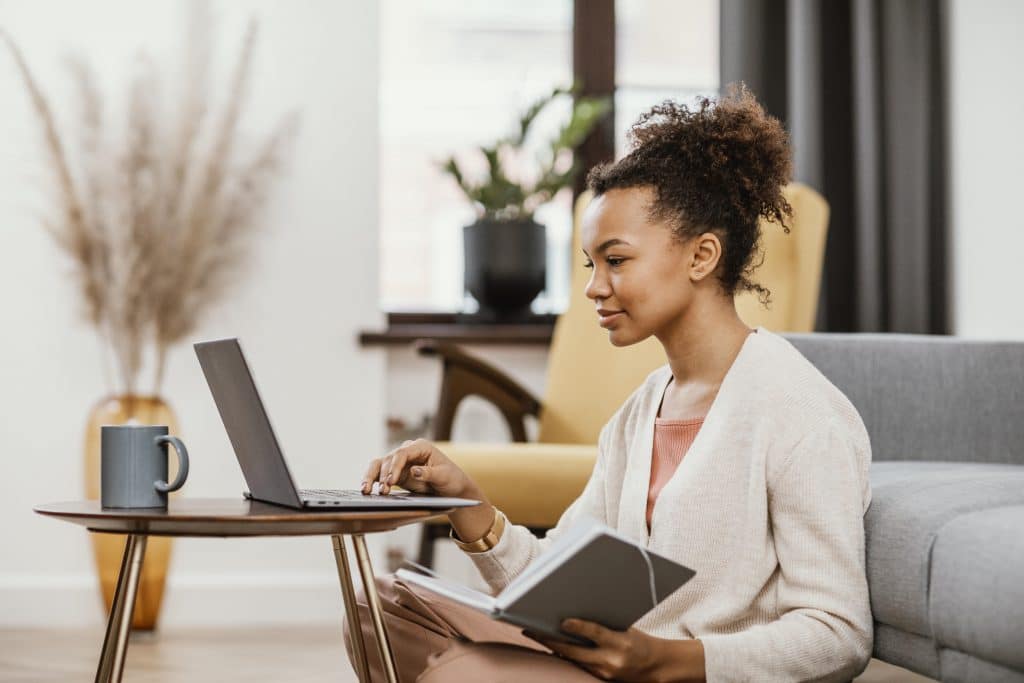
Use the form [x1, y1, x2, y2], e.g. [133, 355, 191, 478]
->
[646, 416, 705, 530]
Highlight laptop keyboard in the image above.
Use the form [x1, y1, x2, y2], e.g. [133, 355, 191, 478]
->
[292, 488, 474, 509]
[301, 488, 411, 500]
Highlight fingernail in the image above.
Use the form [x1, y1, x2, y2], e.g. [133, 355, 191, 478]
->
[360, 481, 367, 493]
[412, 466, 423, 478]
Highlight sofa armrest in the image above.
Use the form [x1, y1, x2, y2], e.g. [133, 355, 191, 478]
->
[415, 339, 542, 442]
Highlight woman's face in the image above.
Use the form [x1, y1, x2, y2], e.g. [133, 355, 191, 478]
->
[581, 187, 720, 347]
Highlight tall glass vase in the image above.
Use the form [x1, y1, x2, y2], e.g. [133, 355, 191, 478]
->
[84, 395, 180, 630]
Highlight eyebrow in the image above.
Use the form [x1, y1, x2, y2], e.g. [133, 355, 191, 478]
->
[582, 238, 631, 257]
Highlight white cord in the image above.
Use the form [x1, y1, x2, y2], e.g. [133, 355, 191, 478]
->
[637, 545, 659, 610]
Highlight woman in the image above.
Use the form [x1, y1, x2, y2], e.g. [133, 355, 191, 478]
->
[348, 85, 873, 682]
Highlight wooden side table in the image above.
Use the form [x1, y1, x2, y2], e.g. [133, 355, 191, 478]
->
[35, 498, 454, 683]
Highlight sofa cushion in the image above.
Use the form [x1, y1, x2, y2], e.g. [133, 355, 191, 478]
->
[930, 505, 1024, 673]
[866, 461, 1024, 636]
[938, 648, 1024, 683]
[874, 623, 942, 680]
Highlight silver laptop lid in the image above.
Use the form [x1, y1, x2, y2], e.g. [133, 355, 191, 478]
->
[194, 338, 303, 508]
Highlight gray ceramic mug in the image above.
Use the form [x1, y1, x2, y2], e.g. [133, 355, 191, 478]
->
[101, 425, 190, 509]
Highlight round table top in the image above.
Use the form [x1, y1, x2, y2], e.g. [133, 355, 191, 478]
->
[34, 498, 453, 537]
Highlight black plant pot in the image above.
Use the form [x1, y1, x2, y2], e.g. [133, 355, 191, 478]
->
[463, 217, 546, 322]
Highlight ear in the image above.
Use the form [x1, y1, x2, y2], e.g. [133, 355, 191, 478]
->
[689, 232, 723, 282]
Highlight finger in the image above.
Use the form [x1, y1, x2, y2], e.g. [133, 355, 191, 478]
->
[387, 444, 432, 489]
[377, 455, 395, 492]
[361, 458, 383, 494]
[416, 462, 461, 494]
[403, 464, 444, 491]
[385, 450, 417, 489]
[407, 464, 431, 484]
[385, 444, 430, 491]
[536, 637, 604, 665]
[561, 619, 617, 647]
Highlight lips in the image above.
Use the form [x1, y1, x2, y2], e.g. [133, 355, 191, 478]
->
[597, 309, 625, 327]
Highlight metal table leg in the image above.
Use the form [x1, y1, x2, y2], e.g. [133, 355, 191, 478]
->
[95, 534, 147, 683]
[332, 535, 371, 683]
[351, 534, 399, 683]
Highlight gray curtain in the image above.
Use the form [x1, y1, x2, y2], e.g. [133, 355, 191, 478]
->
[721, 0, 950, 334]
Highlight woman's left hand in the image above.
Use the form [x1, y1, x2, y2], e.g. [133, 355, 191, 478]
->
[525, 619, 667, 681]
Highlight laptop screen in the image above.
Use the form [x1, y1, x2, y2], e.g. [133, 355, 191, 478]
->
[194, 338, 303, 508]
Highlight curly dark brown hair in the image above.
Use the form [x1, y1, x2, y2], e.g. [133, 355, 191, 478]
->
[587, 83, 793, 306]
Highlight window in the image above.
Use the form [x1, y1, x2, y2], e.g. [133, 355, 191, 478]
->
[616, 0, 719, 155]
[378, 1, 573, 313]
[378, 0, 718, 313]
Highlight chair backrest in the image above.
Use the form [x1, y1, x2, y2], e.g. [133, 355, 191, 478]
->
[784, 333, 1024, 466]
[538, 183, 830, 444]
[734, 183, 829, 332]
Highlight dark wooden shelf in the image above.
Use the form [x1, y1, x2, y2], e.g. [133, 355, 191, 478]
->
[359, 312, 557, 347]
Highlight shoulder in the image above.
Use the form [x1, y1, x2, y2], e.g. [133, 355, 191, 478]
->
[744, 330, 873, 497]
[744, 329, 871, 453]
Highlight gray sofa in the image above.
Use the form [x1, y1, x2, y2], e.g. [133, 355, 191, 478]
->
[786, 333, 1024, 683]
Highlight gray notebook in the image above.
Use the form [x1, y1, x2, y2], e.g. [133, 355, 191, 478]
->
[395, 517, 696, 646]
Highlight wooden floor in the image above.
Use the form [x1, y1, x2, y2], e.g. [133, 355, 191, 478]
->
[0, 627, 937, 682]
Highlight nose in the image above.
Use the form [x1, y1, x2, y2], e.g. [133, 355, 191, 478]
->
[584, 267, 610, 302]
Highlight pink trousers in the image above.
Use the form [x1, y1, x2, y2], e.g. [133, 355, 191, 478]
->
[343, 574, 601, 682]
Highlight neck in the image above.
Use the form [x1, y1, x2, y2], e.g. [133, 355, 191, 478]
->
[655, 295, 754, 386]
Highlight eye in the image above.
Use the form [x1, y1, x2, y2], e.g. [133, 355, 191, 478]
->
[583, 257, 625, 269]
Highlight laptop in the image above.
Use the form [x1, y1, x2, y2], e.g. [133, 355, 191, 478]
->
[194, 337, 480, 511]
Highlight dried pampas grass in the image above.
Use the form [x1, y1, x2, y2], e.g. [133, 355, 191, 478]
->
[2, 14, 298, 396]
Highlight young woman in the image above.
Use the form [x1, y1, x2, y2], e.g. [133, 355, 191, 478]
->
[349, 85, 873, 682]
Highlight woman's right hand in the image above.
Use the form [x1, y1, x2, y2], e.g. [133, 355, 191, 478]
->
[364, 439, 501, 546]
[361, 438, 477, 499]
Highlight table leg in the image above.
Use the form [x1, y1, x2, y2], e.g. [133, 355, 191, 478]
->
[351, 534, 399, 683]
[95, 534, 147, 683]
[332, 535, 371, 683]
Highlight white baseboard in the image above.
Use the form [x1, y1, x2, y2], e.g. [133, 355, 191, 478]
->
[0, 573, 349, 628]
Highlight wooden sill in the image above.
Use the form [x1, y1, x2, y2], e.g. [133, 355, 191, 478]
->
[358, 312, 557, 346]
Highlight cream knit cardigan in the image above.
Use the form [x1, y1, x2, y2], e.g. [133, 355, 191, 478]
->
[468, 327, 873, 682]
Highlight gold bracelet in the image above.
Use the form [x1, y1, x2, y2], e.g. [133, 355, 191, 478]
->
[450, 506, 506, 553]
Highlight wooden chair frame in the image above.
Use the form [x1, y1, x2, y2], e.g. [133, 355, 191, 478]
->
[414, 339, 547, 566]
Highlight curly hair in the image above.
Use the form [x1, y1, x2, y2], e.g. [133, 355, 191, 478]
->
[586, 83, 793, 306]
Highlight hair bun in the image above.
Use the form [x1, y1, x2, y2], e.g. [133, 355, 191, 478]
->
[628, 83, 792, 227]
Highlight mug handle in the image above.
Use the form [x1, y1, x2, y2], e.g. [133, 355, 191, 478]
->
[154, 435, 190, 493]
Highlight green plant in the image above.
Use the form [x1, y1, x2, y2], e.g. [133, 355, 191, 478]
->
[441, 86, 610, 221]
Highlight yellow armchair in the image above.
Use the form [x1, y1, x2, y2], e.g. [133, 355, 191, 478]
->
[415, 183, 829, 566]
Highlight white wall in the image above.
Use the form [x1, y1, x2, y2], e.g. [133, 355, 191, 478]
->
[949, 0, 1024, 338]
[0, 1, 385, 626]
